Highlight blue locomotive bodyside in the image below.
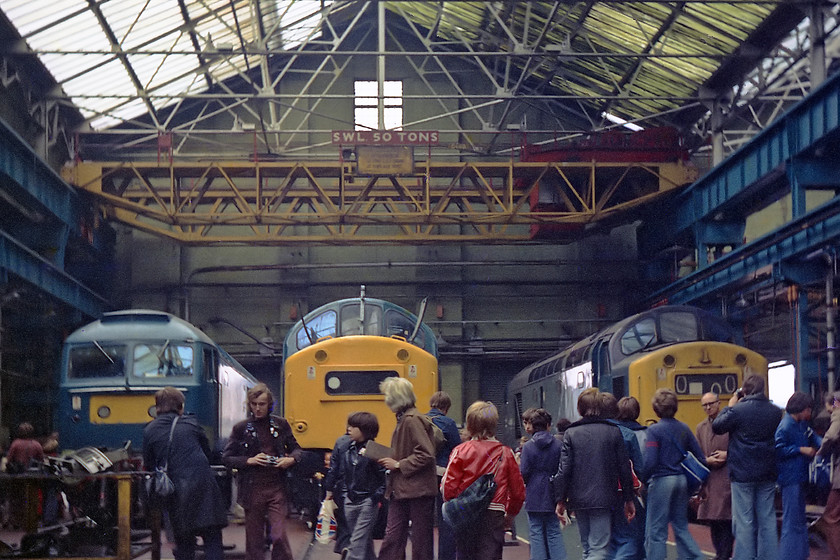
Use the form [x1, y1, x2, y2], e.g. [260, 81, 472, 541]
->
[56, 309, 257, 455]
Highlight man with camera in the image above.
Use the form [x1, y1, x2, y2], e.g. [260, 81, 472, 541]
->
[223, 383, 303, 560]
[712, 375, 783, 560]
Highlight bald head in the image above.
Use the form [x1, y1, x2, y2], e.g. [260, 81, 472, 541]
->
[700, 392, 721, 419]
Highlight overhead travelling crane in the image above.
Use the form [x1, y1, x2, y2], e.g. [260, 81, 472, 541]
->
[62, 157, 696, 245]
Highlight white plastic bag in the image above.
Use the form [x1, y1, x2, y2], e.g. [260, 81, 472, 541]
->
[314, 498, 337, 544]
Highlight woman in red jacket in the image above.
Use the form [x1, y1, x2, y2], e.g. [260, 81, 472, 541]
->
[442, 401, 526, 560]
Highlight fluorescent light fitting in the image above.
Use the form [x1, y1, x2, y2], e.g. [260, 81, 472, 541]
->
[602, 112, 643, 132]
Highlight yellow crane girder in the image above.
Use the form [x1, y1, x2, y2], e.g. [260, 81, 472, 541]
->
[62, 159, 697, 245]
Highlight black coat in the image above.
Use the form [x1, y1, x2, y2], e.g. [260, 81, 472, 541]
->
[552, 417, 634, 511]
[142, 412, 228, 533]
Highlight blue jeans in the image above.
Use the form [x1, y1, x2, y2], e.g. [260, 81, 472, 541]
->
[644, 475, 702, 560]
[610, 495, 645, 560]
[343, 497, 378, 560]
[779, 483, 807, 560]
[526, 511, 567, 560]
[730, 480, 778, 560]
[436, 490, 455, 560]
[575, 509, 611, 560]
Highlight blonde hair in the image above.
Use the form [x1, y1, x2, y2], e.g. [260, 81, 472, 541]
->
[380, 377, 416, 412]
[465, 401, 498, 439]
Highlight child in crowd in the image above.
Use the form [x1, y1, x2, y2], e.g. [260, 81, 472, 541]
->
[327, 412, 386, 560]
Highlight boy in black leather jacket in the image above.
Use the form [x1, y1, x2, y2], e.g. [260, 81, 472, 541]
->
[326, 412, 386, 560]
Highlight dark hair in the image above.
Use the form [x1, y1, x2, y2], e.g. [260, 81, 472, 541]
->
[616, 397, 641, 421]
[347, 411, 379, 440]
[16, 422, 35, 439]
[577, 388, 601, 417]
[652, 388, 678, 418]
[522, 408, 552, 431]
[155, 386, 185, 414]
[785, 391, 813, 414]
[600, 392, 618, 419]
[555, 418, 572, 434]
[429, 391, 452, 412]
[742, 374, 765, 396]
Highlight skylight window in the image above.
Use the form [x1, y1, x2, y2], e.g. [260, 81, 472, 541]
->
[0, 0, 333, 130]
[354, 80, 403, 130]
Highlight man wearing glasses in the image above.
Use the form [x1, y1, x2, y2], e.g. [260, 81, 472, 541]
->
[695, 393, 733, 560]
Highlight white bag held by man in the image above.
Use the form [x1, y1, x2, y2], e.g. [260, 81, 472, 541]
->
[314, 498, 337, 544]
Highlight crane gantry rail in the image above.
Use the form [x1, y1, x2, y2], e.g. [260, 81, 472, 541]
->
[63, 158, 696, 245]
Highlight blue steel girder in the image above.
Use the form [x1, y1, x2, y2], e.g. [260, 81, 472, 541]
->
[0, 118, 81, 237]
[649, 195, 840, 305]
[0, 230, 107, 318]
[640, 69, 840, 259]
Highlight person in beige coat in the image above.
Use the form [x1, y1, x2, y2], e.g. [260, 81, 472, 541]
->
[376, 376, 438, 560]
[695, 392, 733, 560]
[817, 390, 840, 557]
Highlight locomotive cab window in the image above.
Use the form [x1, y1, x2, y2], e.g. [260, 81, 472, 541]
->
[385, 309, 420, 341]
[296, 310, 337, 350]
[340, 304, 382, 336]
[660, 312, 699, 343]
[68, 344, 127, 379]
[620, 318, 656, 355]
[133, 343, 194, 378]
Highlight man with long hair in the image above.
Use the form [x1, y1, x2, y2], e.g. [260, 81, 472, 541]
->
[223, 383, 303, 560]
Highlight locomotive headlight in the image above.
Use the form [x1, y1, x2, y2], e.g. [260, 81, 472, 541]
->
[314, 349, 328, 363]
[148, 406, 157, 418]
[97, 406, 112, 419]
[397, 349, 410, 362]
[735, 353, 747, 366]
[663, 354, 676, 368]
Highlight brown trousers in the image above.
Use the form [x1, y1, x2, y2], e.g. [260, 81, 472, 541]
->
[244, 484, 293, 560]
[377, 495, 435, 560]
[819, 488, 840, 558]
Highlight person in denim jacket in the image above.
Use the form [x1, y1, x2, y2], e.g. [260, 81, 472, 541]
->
[775, 391, 819, 560]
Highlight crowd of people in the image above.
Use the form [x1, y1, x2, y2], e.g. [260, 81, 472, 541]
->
[4, 375, 840, 560]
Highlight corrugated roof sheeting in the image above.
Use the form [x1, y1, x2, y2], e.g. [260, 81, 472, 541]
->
[0, 0, 829, 152]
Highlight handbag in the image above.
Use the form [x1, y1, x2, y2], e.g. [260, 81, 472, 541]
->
[145, 416, 179, 502]
[441, 449, 505, 534]
[663, 428, 709, 494]
[314, 498, 337, 544]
